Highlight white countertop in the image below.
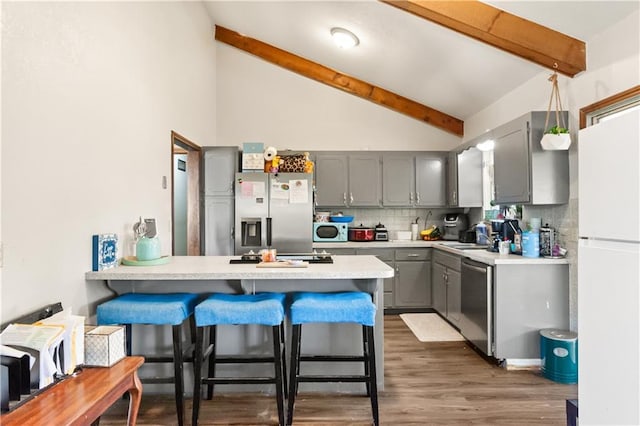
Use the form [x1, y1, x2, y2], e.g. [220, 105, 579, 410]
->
[85, 255, 395, 281]
[313, 241, 570, 266]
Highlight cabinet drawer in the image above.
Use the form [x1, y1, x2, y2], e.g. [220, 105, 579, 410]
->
[395, 248, 431, 261]
[433, 250, 461, 271]
[329, 248, 357, 255]
[357, 248, 394, 262]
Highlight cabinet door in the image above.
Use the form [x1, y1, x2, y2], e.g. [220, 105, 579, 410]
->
[457, 147, 483, 207]
[203, 197, 234, 255]
[382, 155, 414, 206]
[349, 154, 381, 206]
[447, 152, 458, 206]
[446, 268, 462, 326]
[203, 147, 238, 197]
[395, 261, 431, 307]
[415, 155, 446, 207]
[432, 262, 447, 315]
[315, 154, 348, 207]
[493, 118, 531, 204]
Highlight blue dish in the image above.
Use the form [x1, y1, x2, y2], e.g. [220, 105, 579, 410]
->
[330, 215, 354, 223]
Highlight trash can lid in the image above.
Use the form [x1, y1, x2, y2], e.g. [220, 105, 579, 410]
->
[540, 329, 577, 341]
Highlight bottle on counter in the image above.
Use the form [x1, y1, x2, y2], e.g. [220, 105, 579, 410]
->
[522, 228, 540, 258]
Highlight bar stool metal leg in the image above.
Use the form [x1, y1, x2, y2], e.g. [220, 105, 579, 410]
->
[366, 325, 379, 426]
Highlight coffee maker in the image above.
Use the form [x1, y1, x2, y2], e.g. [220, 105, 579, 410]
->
[488, 219, 521, 252]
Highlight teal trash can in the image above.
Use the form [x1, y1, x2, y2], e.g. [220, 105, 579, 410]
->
[540, 329, 578, 384]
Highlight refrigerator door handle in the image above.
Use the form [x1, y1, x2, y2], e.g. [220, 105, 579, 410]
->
[266, 217, 272, 247]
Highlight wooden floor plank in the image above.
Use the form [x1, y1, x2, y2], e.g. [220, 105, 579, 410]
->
[100, 315, 577, 425]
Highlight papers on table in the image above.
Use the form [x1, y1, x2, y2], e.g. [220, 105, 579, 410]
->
[0, 308, 85, 389]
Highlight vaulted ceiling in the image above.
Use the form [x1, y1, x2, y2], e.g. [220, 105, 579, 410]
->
[203, 1, 639, 136]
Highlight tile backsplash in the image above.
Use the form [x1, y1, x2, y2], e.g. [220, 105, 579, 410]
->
[326, 207, 467, 235]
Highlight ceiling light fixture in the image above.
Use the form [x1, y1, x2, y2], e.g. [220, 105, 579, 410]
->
[331, 27, 359, 49]
[477, 139, 495, 152]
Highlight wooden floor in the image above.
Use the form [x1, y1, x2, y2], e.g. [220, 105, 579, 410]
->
[101, 315, 577, 425]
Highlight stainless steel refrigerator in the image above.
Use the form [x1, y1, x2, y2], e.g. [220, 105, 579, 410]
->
[235, 172, 313, 255]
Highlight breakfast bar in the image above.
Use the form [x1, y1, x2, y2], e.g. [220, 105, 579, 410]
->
[85, 255, 394, 391]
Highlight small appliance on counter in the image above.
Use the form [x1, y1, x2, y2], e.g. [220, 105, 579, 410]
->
[458, 229, 477, 243]
[133, 217, 161, 261]
[348, 224, 375, 242]
[487, 219, 521, 252]
[443, 213, 468, 240]
[374, 223, 389, 241]
[313, 222, 348, 242]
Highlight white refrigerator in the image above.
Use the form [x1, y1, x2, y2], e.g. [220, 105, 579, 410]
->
[578, 109, 640, 425]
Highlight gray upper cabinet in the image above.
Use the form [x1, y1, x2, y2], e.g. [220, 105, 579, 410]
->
[447, 152, 458, 206]
[314, 153, 381, 207]
[415, 155, 446, 207]
[456, 147, 483, 207]
[314, 154, 349, 206]
[383, 154, 447, 207]
[382, 155, 414, 206]
[493, 111, 569, 205]
[348, 154, 382, 206]
[203, 147, 238, 197]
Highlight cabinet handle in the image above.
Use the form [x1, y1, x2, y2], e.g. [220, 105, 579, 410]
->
[343, 193, 347, 206]
[407, 253, 419, 257]
[416, 192, 420, 204]
[409, 192, 414, 203]
[453, 190, 457, 203]
[349, 192, 354, 204]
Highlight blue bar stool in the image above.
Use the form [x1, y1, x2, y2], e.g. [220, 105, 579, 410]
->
[97, 292, 199, 426]
[287, 291, 378, 426]
[192, 292, 287, 426]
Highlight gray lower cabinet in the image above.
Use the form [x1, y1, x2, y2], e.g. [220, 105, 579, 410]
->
[432, 250, 462, 327]
[346, 247, 431, 310]
[394, 249, 431, 307]
[493, 263, 569, 359]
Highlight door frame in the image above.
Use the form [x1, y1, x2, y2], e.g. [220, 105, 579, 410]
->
[171, 130, 202, 256]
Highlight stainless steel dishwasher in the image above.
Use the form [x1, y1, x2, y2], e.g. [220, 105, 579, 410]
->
[460, 258, 493, 356]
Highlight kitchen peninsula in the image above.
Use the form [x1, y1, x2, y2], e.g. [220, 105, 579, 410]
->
[85, 255, 394, 390]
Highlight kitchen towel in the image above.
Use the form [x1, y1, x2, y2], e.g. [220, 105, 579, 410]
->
[399, 313, 464, 342]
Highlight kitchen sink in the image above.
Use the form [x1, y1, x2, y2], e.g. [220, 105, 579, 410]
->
[442, 243, 490, 250]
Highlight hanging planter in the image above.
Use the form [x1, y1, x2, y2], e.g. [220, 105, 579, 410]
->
[541, 71, 571, 150]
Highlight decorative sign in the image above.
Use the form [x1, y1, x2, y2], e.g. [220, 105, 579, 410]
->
[92, 233, 118, 271]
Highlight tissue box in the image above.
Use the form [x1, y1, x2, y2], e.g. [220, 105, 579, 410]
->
[84, 325, 126, 367]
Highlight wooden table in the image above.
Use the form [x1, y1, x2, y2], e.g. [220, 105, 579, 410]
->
[1, 356, 144, 426]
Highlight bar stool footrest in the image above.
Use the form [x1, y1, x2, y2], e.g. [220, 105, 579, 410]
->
[202, 377, 278, 385]
[214, 356, 276, 364]
[300, 355, 366, 362]
[297, 375, 369, 383]
[141, 377, 176, 385]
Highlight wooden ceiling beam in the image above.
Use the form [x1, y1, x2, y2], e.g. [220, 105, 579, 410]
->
[381, 0, 586, 77]
[215, 25, 464, 136]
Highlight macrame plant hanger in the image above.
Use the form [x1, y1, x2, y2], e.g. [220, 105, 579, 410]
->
[541, 67, 572, 150]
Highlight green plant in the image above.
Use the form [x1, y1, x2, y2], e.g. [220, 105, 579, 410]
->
[546, 125, 569, 134]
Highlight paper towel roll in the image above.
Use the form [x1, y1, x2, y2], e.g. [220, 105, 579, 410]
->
[264, 146, 277, 161]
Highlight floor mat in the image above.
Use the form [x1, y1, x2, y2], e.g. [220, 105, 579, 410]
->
[399, 313, 465, 342]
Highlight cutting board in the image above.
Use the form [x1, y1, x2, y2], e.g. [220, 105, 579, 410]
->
[256, 261, 308, 268]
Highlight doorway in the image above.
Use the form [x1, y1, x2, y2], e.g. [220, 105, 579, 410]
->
[171, 131, 201, 256]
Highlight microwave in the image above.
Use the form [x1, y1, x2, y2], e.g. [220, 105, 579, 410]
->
[313, 222, 348, 242]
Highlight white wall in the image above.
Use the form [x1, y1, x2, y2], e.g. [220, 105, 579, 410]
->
[464, 10, 640, 330]
[215, 43, 462, 151]
[1, 2, 218, 321]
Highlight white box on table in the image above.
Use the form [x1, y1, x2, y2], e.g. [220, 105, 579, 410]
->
[84, 325, 126, 367]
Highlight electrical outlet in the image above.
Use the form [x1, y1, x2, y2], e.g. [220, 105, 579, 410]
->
[162, 176, 167, 189]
